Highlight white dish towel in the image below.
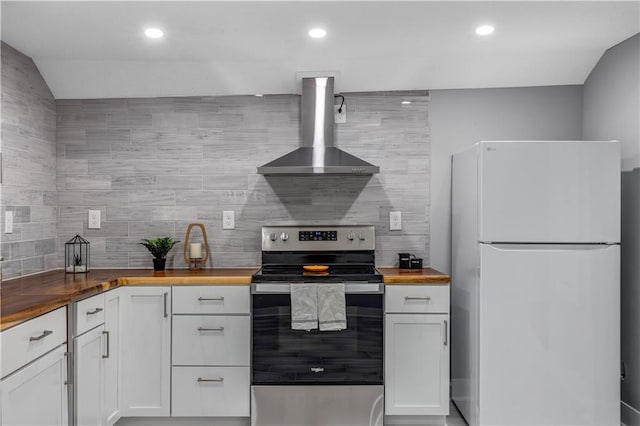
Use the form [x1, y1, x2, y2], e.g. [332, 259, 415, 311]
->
[317, 283, 347, 331]
[290, 283, 318, 331]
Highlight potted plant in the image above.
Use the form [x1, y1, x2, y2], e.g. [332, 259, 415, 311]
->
[139, 237, 179, 271]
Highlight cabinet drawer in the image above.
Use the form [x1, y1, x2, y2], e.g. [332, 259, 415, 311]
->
[172, 286, 249, 314]
[75, 293, 105, 335]
[385, 285, 449, 314]
[1, 307, 67, 378]
[172, 315, 250, 366]
[171, 366, 250, 417]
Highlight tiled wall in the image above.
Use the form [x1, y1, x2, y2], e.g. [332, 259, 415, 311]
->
[1, 42, 58, 279]
[56, 92, 430, 268]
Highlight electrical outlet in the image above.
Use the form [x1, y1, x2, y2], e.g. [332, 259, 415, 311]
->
[5, 211, 13, 234]
[88, 210, 101, 229]
[390, 211, 402, 231]
[334, 105, 347, 123]
[223, 210, 235, 230]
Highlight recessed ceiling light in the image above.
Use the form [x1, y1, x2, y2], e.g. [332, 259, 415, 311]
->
[254, 94, 264, 97]
[475, 25, 495, 36]
[401, 101, 412, 105]
[144, 28, 164, 39]
[308, 28, 327, 39]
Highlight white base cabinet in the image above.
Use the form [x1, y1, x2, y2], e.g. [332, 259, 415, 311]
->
[122, 286, 171, 417]
[103, 288, 122, 426]
[171, 286, 250, 418]
[385, 285, 450, 420]
[1, 345, 69, 426]
[76, 325, 105, 426]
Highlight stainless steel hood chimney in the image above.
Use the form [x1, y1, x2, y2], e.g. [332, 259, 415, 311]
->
[257, 77, 380, 175]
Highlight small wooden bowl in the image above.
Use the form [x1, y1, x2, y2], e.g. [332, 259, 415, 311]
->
[303, 265, 329, 272]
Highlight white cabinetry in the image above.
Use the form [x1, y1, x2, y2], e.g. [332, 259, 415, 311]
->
[171, 286, 250, 417]
[76, 324, 105, 426]
[103, 288, 122, 426]
[121, 286, 171, 417]
[0, 307, 68, 426]
[71, 288, 122, 426]
[385, 285, 450, 423]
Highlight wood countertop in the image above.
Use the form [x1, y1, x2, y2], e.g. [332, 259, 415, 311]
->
[0, 268, 257, 331]
[1, 267, 448, 330]
[379, 267, 450, 284]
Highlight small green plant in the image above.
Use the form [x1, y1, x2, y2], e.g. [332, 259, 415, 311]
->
[73, 253, 83, 266]
[139, 237, 179, 259]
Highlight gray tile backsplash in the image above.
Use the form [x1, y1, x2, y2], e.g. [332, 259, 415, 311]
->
[1, 42, 58, 279]
[2, 41, 430, 276]
[56, 93, 431, 268]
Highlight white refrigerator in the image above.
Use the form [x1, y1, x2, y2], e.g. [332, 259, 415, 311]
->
[451, 140, 620, 426]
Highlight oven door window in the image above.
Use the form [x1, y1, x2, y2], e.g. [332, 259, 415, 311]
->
[252, 293, 383, 385]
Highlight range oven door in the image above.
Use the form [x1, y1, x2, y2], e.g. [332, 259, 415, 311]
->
[251, 283, 384, 385]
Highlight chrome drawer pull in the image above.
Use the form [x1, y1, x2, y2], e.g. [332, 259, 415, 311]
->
[197, 377, 224, 383]
[86, 308, 103, 315]
[404, 296, 431, 301]
[102, 331, 110, 359]
[64, 352, 73, 385]
[29, 330, 53, 341]
[444, 320, 448, 346]
[197, 327, 224, 332]
[198, 296, 224, 302]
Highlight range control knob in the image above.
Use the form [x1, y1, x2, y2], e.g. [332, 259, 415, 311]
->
[347, 232, 355, 241]
[358, 233, 366, 241]
[269, 233, 278, 242]
[280, 233, 289, 242]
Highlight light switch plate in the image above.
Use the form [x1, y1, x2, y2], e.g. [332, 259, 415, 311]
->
[88, 210, 101, 229]
[390, 211, 402, 231]
[223, 210, 235, 230]
[5, 211, 13, 234]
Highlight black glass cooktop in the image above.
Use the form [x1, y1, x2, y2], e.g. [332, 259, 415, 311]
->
[252, 264, 383, 283]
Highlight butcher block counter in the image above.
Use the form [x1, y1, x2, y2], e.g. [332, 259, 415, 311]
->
[379, 267, 450, 284]
[1, 267, 449, 331]
[0, 268, 257, 331]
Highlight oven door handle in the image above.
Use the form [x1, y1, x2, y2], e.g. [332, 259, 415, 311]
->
[252, 282, 383, 294]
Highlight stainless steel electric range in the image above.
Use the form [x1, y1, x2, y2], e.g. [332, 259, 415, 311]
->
[250, 225, 384, 426]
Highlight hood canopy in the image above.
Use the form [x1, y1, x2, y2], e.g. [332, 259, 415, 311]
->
[257, 77, 380, 175]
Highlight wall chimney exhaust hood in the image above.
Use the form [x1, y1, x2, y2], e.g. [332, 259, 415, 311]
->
[257, 77, 380, 175]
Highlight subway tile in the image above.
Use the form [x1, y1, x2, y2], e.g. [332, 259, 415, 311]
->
[65, 175, 111, 190]
[107, 113, 153, 128]
[57, 112, 107, 128]
[157, 176, 203, 191]
[152, 113, 199, 129]
[88, 159, 134, 176]
[129, 190, 176, 206]
[35, 238, 56, 256]
[65, 143, 110, 160]
[22, 256, 45, 275]
[128, 98, 174, 114]
[111, 175, 157, 190]
[86, 128, 130, 144]
[128, 221, 175, 237]
[81, 99, 128, 113]
[134, 159, 180, 175]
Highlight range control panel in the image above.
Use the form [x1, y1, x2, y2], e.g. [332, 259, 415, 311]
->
[299, 230, 338, 241]
[261, 225, 375, 251]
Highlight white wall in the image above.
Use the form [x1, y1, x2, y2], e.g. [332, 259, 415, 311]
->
[583, 33, 640, 425]
[428, 86, 583, 273]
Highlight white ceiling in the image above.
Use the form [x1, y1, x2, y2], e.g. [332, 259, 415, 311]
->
[2, 1, 639, 99]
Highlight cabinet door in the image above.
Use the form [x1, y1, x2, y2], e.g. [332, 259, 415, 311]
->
[122, 287, 171, 417]
[76, 325, 105, 426]
[103, 288, 122, 426]
[1, 345, 69, 426]
[385, 313, 449, 416]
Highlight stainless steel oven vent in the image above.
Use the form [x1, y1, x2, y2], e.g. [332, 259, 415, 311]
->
[257, 77, 380, 175]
